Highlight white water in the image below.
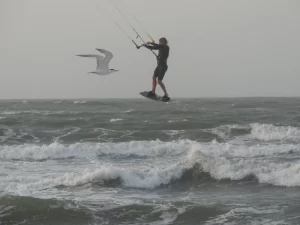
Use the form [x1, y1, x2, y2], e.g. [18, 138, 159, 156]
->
[1, 139, 300, 198]
[1, 122, 300, 202]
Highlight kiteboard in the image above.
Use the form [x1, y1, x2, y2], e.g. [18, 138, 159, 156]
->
[139, 91, 171, 102]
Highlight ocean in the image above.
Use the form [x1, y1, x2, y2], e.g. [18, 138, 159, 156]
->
[1, 98, 300, 225]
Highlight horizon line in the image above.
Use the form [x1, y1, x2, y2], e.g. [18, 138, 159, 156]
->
[1, 96, 300, 101]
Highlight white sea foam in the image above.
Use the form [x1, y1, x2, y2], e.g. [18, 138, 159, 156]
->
[206, 206, 280, 225]
[168, 119, 189, 123]
[3, 149, 300, 196]
[0, 128, 16, 143]
[209, 124, 250, 139]
[7, 143, 300, 192]
[0, 140, 194, 161]
[251, 123, 300, 141]
[124, 109, 134, 113]
[109, 118, 123, 122]
[1, 110, 54, 115]
[59, 163, 184, 188]
[4, 142, 300, 194]
[53, 127, 81, 142]
[187, 147, 300, 187]
[73, 100, 87, 104]
[2, 138, 300, 190]
[208, 123, 300, 142]
[0, 142, 78, 161]
[197, 140, 300, 158]
[2, 111, 18, 115]
[164, 130, 185, 137]
[2, 161, 186, 194]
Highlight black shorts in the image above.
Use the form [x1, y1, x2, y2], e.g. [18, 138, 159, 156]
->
[153, 65, 168, 81]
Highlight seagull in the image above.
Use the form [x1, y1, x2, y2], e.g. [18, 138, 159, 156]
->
[76, 49, 118, 75]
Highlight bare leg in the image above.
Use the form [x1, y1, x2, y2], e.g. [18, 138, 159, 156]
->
[152, 76, 157, 93]
[157, 80, 168, 96]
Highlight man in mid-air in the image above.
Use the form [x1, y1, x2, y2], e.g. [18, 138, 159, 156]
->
[141, 37, 170, 101]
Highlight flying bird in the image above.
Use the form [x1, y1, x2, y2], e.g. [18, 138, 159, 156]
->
[77, 49, 118, 75]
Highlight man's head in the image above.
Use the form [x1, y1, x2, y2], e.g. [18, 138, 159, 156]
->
[159, 37, 168, 45]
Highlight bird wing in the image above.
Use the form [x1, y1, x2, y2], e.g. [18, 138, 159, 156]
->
[96, 49, 113, 71]
[76, 54, 104, 70]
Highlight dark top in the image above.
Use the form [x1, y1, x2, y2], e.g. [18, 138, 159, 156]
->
[144, 43, 169, 66]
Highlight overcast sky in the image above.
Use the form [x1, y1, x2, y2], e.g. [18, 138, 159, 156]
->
[0, 0, 299, 99]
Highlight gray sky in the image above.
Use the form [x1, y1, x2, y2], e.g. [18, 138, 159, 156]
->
[0, 0, 299, 99]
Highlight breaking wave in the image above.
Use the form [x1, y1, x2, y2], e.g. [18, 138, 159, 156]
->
[250, 123, 300, 141]
[209, 123, 300, 141]
[2, 141, 300, 195]
[0, 140, 193, 161]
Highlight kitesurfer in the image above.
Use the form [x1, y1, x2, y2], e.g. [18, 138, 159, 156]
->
[141, 37, 170, 101]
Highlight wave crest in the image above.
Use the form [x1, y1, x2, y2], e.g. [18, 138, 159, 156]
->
[251, 123, 300, 141]
[0, 140, 194, 161]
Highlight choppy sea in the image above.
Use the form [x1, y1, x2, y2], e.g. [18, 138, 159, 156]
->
[1, 98, 300, 225]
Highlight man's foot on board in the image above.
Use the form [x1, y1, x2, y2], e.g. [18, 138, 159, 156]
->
[147, 91, 156, 97]
[162, 95, 170, 101]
